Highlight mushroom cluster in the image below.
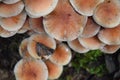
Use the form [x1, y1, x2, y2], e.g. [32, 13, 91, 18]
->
[0, 0, 120, 79]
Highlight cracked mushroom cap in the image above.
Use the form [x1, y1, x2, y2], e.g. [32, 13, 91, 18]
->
[24, 0, 58, 18]
[45, 60, 63, 80]
[29, 17, 45, 34]
[100, 45, 120, 54]
[0, 11, 27, 31]
[70, 0, 104, 16]
[93, 0, 120, 28]
[78, 36, 105, 50]
[2, 0, 20, 4]
[68, 38, 89, 53]
[49, 43, 72, 66]
[80, 17, 101, 38]
[0, 1, 24, 17]
[27, 33, 56, 59]
[98, 24, 120, 45]
[14, 58, 48, 80]
[43, 0, 87, 41]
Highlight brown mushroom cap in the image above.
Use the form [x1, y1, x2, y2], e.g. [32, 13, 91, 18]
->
[45, 60, 63, 80]
[100, 45, 120, 54]
[80, 17, 100, 38]
[78, 36, 105, 50]
[27, 33, 56, 59]
[43, 0, 87, 41]
[0, 11, 27, 31]
[0, 1, 24, 17]
[2, 0, 20, 4]
[70, 0, 104, 16]
[29, 17, 45, 33]
[93, 0, 120, 28]
[14, 58, 48, 80]
[49, 43, 72, 66]
[24, 0, 58, 18]
[68, 39, 89, 53]
[98, 24, 120, 45]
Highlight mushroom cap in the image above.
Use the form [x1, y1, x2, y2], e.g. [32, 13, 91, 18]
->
[98, 24, 120, 45]
[27, 33, 56, 59]
[2, 0, 20, 4]
[68, 38, 89, 53]
[0, 11, 27, 31]
[24, 0, 58, 18]
[100, 45, 120, 54]
[49, 43, 72, 66]
[0, 1, 24, 17]
[19, 38, 31, 58]
[80, 17, 100, 38]
[14, 58, 48, 80]
[78, 36, 105, 50]
[70, 0, 104, 16]
[45, 60, 63, 80]
[93, 0, 120, 28]
[43, 0, 87, 41]
[29, 17, 45, 33]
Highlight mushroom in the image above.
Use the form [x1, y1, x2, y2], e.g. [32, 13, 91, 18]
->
[80, 17, 101, 38]
[100, 45, 120, 54]
[29, 17, 45, 34]
[45, 60, 63, 80]
[27, 33, 56, 59]
[93, 0, 120, 28]
[98, 24, 120, 45]
[43, 0, 87, 41]
[24, 0, 58, 18]
[2, 0, 20, 4]
[78, 36, 105, 50]
[70, 0, 104, 16]
[68, 38, 89, 53]
[49, 43, 72, 66]
[0, 11, 27, 31]
[14, 58, 48, 80]
[0, 1, 24, 17]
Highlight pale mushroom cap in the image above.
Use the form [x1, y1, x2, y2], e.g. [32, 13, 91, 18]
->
[78, 36, 105, 50]
[70, 0, 104, 16]
[43, 0, 87, 41]
[29, 17, 45, 33]
[27, 33, 56, 59]
[45, 60, 63, 80]
[49, 43, 72, 66]
[80, 17, 100, 38]
[98, 24, 120, 45]
[0, 11, 27, 31]
[68, 39, 89, 53]
[0, 1, 24, 17]
[24, 0, 58, 18]
[19, 38, 31, 58]
[100, 45, 120, 54]
[2, 0, 20, 4]
[14, 58, 48, 80]
[93, 0, 120, 28]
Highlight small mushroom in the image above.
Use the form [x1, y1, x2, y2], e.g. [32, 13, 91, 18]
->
[2, 0, 20, 4]
[0, 1, 24, 17]
[68, 38, 89, 53]
[45, 60, 63, 80]
[0, 11, 27, 31]
[93, 0, 120, 28]
[80, 17, 100, 38]
[27, 33, 56, 59]
[78, 36, 105, 50]
[14, 58, 48, 80]
[70, 0, 104, 16]
[49, 43, 72, 66]
[24, 0, 58, 18]
[43, 0, 87, 41]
